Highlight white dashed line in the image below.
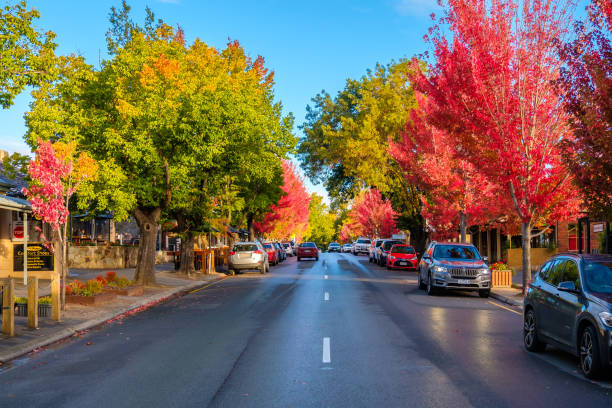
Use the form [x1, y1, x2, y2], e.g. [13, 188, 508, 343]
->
[324, 275, 328, 279]
[324, 292, 330, 301]
[322, 337, 331, 363]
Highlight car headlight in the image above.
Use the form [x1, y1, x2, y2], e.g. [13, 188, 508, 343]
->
[433, 266, 447, 273]
[599, 312, 612, 327]
[389, 255, 395, 260]
[480, 267, 490, 274]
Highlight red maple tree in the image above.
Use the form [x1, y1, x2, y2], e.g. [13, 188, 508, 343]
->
[558, 0, 612, 219]
[412, 0, 582, 287]
[340, 189, 397, 240]
[255, 161, 310, 241]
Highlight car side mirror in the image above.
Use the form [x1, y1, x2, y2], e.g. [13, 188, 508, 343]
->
[422, 254, 430, 260]
[482, 256, 489, 263]
[558, 281, 579, 293]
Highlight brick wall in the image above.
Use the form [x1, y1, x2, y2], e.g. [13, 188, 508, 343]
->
[557, 221, 606, 253]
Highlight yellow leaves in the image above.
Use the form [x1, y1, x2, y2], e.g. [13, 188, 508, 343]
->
[51, 141, 98, 187]
[154, 54, 180, 79]
[116, 98, 140, 119]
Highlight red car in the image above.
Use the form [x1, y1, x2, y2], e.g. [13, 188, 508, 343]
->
[263, 243, 279, 265]
[297, 242, 319, 261]
[387, 244, 418, 270]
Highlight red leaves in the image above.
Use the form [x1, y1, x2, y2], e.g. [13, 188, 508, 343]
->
[341, 189, 397, 240]
[255, 161, 310, 241]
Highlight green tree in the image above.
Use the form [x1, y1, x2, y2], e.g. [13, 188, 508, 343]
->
[0, 0, 56, 109]
[303, 193, 336, 248]
[298, 59, 424, 247]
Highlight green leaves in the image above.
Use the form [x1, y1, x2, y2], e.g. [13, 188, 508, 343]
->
[0, 0, 57, 109]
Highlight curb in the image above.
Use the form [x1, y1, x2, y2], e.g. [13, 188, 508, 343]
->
[490, 290, 523, 308]
[0, 275, 227, 364]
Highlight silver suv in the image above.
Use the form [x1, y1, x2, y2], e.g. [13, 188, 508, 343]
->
[352, 237, 371, 255]
[228, 241, 269, 275]
[418, 242, 491, 297]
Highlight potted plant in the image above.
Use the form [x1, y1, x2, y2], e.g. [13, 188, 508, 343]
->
[491, 262, 514, 288]
[38, 296, 52, 317]
[14, 296, 28, 316]
[99, 271, 144, 296]
[65, 279, 117, 305]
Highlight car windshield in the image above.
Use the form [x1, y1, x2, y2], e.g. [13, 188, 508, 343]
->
[391, 245, 415, 254]
[375, 240, 383, 247]
[263, 244, 273, 249]
[357, 239, 371, 244]
[583, 261, 612, 294]
[233, 244, 257, 252]
[344, 244, 351, 247]
[433, 245, 480, 260]
[301, 242, 316, 248]
[330, 243, 340, 247]
[283, 243, 290, 248]
[383, 241, 401, 250]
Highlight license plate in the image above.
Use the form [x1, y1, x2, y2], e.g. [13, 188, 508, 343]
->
[458, 279, 470, 285]
[398, 262, 407, 266]
[240, 253, 250, 258]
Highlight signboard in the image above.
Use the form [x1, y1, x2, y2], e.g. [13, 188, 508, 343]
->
[593, 223, 604, 233]
[13, 243, 54, 272]
[12, 221, 24, 241]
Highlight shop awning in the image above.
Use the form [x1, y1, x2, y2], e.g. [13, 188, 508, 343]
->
[0, 195, 32, 212]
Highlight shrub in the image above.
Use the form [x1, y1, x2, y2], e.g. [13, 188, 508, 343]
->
[491, 262, 511, 271]
[85, 279, 103, 295]
[105, 271, 117, 281]
[95, 275, 107, 285]
[14, 296, 27, 304]
[38, 296, 52, 305]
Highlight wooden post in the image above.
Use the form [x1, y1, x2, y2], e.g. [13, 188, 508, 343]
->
[27, 276, 38, 329]
[51, 274, 61, 322]
[2, 278, 15, 336]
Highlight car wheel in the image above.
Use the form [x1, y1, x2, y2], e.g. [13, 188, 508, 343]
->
[426, 273, 437, 296]
[297, 257, 301, 261]
[523, 309, 546, 352]
[386, 263, 391, 270]
[478, 289, 490, 298]
[580, 325, 603, 379]
[228, 269, 235, 276]
[260, 266, 266, 274]
[418, 273, 426, 290]
[316, 257, 319, 261]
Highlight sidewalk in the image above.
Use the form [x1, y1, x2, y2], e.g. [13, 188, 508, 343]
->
[490, 285, 524, 308]
[1, 264, 227, 363]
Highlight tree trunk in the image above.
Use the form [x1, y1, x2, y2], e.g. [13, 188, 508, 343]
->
[54, 232, 67, 311]
[247, 213, 255, 241]
[133, 207, 161, 286]
[179, 230, 196, 275]
[521, 222, 531, 295]
[459, 211, 467, 243]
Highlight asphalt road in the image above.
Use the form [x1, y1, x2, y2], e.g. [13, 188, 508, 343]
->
[0, 253, 611, 407]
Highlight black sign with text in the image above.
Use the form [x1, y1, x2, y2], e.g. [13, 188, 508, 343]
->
[13, 243, 54, 272]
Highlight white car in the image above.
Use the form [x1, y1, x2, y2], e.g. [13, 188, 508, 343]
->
[282, 242, 294, 257]
[342, 244, 353, 253]
[352, 237, 371, 255]
[228, 241, 269, 275]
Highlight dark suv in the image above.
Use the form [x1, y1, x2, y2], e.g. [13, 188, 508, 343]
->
[418, 242, 491, 297]
[523, 253, 612, 379]
[377, 240, 402, 266]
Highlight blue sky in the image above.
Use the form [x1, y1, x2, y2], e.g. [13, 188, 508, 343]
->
[0, 0, 441, 198]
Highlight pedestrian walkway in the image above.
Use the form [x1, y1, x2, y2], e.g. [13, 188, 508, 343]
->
[1, 264, 226, 363]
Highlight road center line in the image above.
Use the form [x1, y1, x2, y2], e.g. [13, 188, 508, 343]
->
[488, 300, 522, 315]
[324, 292, 329, 301]
[322, 337, 331, 363]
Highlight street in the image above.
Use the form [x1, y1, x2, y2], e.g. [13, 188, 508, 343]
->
[0, 253, 610, 407]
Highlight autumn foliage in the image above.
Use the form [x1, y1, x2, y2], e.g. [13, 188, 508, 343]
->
[255, 161, 310, 241]
[340, 189, 397, 241]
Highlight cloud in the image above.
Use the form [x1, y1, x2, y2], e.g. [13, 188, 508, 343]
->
[394, 0, 441, 16]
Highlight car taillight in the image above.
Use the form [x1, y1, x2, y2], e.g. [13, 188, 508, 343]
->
[254, 250, 262, 254]
[229, 251, 235, 256]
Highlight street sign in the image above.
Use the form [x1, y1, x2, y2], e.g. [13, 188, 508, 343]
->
[12, 221, 24, 241]
[593, 223, 604, 233]
[13, 243, 54, 272]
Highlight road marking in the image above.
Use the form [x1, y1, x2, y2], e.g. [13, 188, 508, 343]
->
[189, 276, 230, 294]
[324, 292, 329, 301]
[488, 300, 521, 315]
[324, 275, 328, 279]
[323, 337, 331, 363]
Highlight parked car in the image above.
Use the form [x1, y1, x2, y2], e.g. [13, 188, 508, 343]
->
[369, 239, 384, 263]
[418, 242, 490, 297]
[263, 243, 279, 265]
[387, 244, 418, 270]
[328, 242, 341, 252]
[523, 253, 612, 379]
[282, 242, 294, 257]
[274, 242, 286, 262]
[352, 237, 372, 255]
[342, 243, 353, 253]
[297, 242, 319, 261]
[377, 240, 402, 266]
[228, 241, 269, 275]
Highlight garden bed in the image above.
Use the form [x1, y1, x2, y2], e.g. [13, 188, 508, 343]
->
[65, 292, 117, 305]
[102, 285, 144, 296]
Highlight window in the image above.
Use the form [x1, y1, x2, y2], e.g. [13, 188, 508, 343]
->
[563, 261, 581, 290]
[538, 261, 553, 282]
[233, 244, 257, 252]
[547, 260, 567, 286]
[300, 242, 316, 248]
[583, 261, 612, 294]
[433, 245, 481, 260]
[383, 240, 402, 251]
[391, 245, 415, 254]
[357, 239, 371, 244]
